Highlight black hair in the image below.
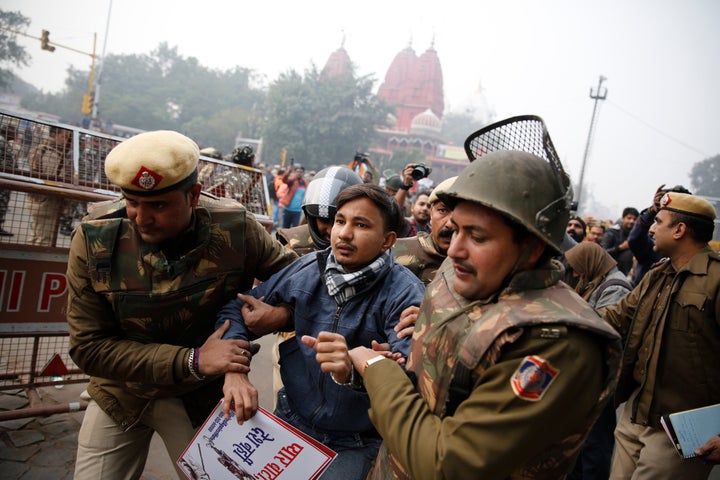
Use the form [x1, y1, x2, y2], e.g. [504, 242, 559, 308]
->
[335, 183, 401, 234]
[667, 211, 715, 243]
[413, 189, 432, 204]
[622, 207, 640, 218]
[666, 185, 692, 195]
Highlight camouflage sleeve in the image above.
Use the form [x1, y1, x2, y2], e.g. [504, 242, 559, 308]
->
[66, 226, 187, 384]
[243, 211, 298, 281]
[365, 327, 605, 480]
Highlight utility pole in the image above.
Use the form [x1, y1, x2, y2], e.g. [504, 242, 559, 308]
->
[91, 0, 114, 123]
[576, 75, 607, 212]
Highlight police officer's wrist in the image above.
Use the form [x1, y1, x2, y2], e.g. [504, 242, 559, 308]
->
[364, 355, 387, 372]
[187, 348, 205, 380]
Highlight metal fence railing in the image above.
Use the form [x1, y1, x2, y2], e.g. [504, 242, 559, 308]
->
[0, 110, 271, 220]
[0, 333, 87, 390]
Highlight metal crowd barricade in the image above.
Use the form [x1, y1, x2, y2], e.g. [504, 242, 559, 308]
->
[0, 109, 271, 419]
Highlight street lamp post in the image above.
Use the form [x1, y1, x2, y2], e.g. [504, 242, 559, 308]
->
[576, 75, 608, 213]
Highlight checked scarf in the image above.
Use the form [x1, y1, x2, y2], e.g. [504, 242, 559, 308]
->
[324, 250, 393, 305]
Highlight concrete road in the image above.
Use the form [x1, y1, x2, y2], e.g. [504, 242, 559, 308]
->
[0, 334, 277, 479]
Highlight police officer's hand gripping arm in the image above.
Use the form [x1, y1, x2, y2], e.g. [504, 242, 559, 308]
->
[216, 277, 295, 424]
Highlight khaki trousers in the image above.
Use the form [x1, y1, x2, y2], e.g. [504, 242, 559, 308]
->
[27, 193, 61, 246]
[611, 393, 713, 480]
[74, 396, 198, 480]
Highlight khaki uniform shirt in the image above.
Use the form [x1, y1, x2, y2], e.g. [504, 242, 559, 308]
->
[603, 246, 720, 427]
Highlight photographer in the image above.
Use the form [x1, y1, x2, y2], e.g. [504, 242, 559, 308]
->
[348, 152, 379, 186]
[395, 163, 431, 217]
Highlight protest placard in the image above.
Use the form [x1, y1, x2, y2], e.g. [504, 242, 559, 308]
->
[178, 402, 336, 480]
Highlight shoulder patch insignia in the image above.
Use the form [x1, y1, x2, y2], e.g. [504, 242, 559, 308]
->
[510, 355, 559, 401]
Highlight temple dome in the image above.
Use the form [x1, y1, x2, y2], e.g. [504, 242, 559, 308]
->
[411, 109, 441, 135]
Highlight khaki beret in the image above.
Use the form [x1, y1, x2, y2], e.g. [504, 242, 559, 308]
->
[199, 146, 223, 160]
[660, 192, 716, 221]
[429, 176, 457, 204]
[105, 130, 200, 196]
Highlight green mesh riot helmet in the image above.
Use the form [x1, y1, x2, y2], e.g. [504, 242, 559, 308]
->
[438, 115, 573, 254]
[302, 166, 362, 249]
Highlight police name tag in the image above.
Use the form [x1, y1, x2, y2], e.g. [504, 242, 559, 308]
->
[178, 402, 336, 480]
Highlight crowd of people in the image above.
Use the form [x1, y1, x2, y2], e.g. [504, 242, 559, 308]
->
[0, 121, 126, 244]
[64, 116, 719, 480]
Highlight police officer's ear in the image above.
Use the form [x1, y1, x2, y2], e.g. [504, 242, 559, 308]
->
[671, 220, 687, 240]
[520, 237, 547, 270]
[188, 183, 202, 207]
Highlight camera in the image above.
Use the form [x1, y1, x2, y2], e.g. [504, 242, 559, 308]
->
[411, 164, 432, 180]
[354, 152, 369, 164]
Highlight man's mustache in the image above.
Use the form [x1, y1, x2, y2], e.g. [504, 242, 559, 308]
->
[334, 242, 356, 251]
[437, 228, 454, 239]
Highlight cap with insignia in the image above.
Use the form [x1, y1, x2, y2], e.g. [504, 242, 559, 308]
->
[660, 192, 716, 222]
[105, 130, 200, 196]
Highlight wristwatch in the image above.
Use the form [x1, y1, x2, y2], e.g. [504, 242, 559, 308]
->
[399, 183, 412, 191]
[364, 355, 386, 371]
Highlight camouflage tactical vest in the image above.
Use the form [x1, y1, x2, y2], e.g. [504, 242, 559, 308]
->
[81, 202, 257, 400]
[276, 224, 318, 257]
[393, 232, 445, 285]
[372, 259, 621, 479]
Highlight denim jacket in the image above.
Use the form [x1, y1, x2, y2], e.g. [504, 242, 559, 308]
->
[217, 247, 425, 434]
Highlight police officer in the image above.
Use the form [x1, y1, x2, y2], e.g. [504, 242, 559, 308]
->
[604, 192, 720, 477]
[393, 176, 456, 285]
[383, 174, 404, 197]
[0, 120, 17, 236]
[67, 130, 297, 479]
[390, 176, 456, 342]
[306, 116, 622, 479]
